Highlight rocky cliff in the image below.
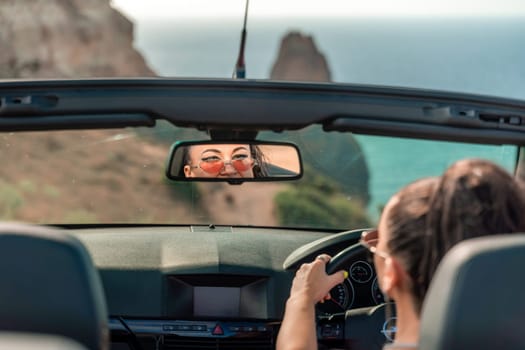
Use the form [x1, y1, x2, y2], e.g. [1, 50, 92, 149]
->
[0, 0, 155, 78]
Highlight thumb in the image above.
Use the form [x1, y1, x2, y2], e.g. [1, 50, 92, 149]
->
[327, 269, 347, 288]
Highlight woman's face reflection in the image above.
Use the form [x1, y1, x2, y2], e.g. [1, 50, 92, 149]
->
[183, 144, 255, 178]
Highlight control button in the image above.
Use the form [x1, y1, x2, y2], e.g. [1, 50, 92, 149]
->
[193, 325, 207, 331]
[229, 326, 241, 332]
[319, 324, 342, 339]
[257, 326, 268, 332]
[179, 325, 192, 331]
[163, 325, 174, 331]
[212, 324, 224, 335]
[243, 326, 255, 332]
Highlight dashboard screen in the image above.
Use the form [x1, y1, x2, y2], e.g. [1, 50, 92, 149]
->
[193, 286, 240, 317]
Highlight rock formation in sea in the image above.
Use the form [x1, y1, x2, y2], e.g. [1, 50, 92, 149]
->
[270, 31, 370, 205]
[270, 31, 331, 82]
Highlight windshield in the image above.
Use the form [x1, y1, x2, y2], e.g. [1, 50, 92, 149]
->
[1, 1, 523, 229]
[1, 126, 517, 228]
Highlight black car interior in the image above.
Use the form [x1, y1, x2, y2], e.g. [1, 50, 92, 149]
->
[7, 222, 525, 350]
[79, 226, 365, 349]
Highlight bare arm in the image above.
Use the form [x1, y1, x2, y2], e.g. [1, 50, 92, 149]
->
[277, 292, 318, 350]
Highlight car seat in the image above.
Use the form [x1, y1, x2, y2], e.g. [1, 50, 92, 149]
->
[0, 223, 108, 350]
[0, 331, 88, 350]
[420, 234, 525, 350]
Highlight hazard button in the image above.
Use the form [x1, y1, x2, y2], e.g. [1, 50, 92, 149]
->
[212, 324, 224, 335]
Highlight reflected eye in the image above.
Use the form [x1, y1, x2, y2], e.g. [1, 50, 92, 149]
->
[231, 153, 249, 161]
[231, 154, 253, 172]
[201, 156, 222, 163]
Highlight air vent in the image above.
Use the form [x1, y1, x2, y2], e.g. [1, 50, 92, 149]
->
[479, 114, 522, 125]
[191, 225, 233, 233]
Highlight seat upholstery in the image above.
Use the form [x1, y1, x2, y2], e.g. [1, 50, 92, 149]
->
[420, 234, 525, 350]
[0, 332, 88, 350]
[0, 223, 108, 350]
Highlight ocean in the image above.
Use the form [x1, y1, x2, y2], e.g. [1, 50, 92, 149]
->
[131, 16, 525, 219]
[133, 16, 525, 99]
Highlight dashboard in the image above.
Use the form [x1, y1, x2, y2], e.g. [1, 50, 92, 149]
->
[71, 226, 383, 350]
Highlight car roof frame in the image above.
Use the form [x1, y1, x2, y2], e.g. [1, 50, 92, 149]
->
[1, 78, 525, 145]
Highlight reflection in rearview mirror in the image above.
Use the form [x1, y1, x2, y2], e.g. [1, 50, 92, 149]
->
[165, 141, 302, 183]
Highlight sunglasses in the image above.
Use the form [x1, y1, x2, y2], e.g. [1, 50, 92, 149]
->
[191, 154, 254, 175]
[360, 229, 390, 260]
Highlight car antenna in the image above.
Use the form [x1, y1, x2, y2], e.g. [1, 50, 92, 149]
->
[233, 0, 249, 79]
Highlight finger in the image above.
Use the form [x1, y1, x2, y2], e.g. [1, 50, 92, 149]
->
[315, 254, 331, 263]
[318, 294, 331, 303]
[327, 269, 348, 287]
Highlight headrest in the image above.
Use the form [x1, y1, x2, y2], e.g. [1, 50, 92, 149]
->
[0, 223, 108, 350]
[420, 234, 525, 350]
[0, 331, 88, 350]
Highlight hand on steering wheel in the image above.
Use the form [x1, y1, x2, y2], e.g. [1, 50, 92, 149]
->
[290, 253, 347, 305]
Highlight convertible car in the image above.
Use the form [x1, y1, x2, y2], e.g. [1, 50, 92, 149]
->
[1, 0, 525, 349]
[1, 78, 525, 350]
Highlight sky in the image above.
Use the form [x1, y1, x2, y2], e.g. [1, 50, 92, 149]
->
[111, 0, 525, 20]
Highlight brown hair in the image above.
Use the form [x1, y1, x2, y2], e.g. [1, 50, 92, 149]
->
[385, 159, 525, 314]
[384, 177, 439, 313]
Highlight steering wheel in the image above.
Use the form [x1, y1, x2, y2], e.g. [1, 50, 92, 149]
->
[325, 242, 364, 275]
[323, 243, 396, 350]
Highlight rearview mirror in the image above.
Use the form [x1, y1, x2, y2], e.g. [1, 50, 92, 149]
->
[165, 141, 302, 184]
